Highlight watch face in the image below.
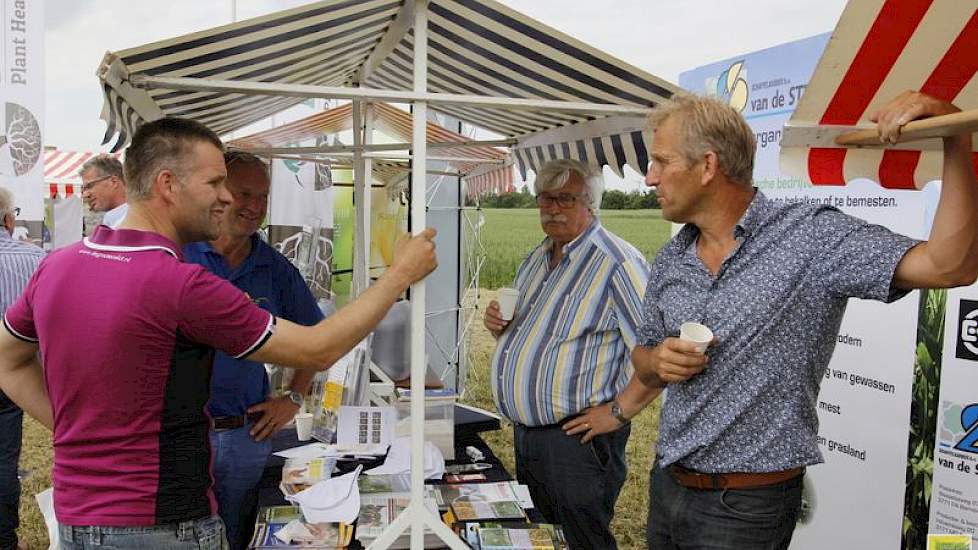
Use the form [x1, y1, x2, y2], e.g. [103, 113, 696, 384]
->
[288, 392, 303, 406]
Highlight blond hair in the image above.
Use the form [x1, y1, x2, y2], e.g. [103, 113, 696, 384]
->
[648, 93, 756, 185]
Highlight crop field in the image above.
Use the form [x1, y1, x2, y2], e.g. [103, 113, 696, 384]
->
[477, 208, 671, 289]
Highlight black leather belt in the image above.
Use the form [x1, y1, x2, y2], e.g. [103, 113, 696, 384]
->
[210, 412, 263, 431]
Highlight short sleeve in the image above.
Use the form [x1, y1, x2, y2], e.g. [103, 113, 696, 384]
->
[611, 255, 651, 352]
[178, 267, 275, 359]
[812, 207, 919, 302]
[2, 265, 42, 343]
[638, 253, 668, 347]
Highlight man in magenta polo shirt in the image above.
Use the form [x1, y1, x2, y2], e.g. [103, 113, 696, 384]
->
[0, 118, 437, 549]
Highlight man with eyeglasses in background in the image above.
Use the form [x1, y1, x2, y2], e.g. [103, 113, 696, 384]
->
[482, 159, 659, 549]
[183, 151, 323, 549]
[0, 186, 43, 550]
[79, 154, 128, 228]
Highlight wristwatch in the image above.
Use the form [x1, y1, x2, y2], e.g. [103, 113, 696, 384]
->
[284, 390, 304, 407]
[610, 400, 630, 425]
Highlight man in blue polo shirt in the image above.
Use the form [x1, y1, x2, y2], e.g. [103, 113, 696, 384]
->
[183, 151, 323, 549]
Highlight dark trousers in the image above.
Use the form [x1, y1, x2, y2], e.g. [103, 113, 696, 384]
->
[513, 422, 630, 550]
[647, 459, 803, 550]
[0, 391, 22, 550]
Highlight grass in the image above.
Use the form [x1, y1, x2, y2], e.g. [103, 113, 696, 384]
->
[16, 208, 672, 549]
[479, 209, 669, 289]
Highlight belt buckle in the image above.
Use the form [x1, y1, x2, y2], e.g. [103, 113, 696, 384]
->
[211, 415, 243, 431]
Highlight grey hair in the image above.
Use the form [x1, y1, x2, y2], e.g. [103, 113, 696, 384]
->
[533, 159, 604, 213]
[647, 92, 756, 186]
[225, 150, 270, 179]
[79, 154, 124, 181]
[0, 186, 13, 217]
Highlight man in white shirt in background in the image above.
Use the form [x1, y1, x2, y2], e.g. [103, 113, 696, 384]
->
[80, 154, 128, 228]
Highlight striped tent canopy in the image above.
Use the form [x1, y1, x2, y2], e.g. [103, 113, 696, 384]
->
[96, 0, 677, 179]
[44, 149, 123, 198]
[229, 101, 512, 195]
[780, 0, 978, 189]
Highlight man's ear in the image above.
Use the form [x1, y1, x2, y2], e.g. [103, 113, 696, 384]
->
[153, 169, 179, 204]
[700, 151, 719, 185]
[2, 213, 13, 235]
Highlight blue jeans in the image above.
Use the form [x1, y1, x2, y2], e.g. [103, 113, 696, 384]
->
[647, 460, 803, 550]
[0, 391, 22, 550]
[513, 422, 630, 550]
[58, 516, 227, 549]
[210, 425, 271, 550]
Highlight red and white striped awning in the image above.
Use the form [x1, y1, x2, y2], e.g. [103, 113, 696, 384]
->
[43, 150, 122, 198]
[463, 164, 514, 199]
[781, 0, 978, 189]
[231, 101, 513, 194]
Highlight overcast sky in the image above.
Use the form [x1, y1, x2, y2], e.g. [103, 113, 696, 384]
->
[44, 0, 848, 159]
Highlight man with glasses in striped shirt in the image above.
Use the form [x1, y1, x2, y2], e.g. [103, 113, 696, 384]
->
[0, 186, 43, 550]
[483, 159, 660, 549]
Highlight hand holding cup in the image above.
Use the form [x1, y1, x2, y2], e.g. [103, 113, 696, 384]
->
[484, 288, 519, 338]
[679, 322, 714, 353]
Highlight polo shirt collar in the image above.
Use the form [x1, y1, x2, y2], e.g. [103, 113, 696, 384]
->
[84, 226, 182, 260]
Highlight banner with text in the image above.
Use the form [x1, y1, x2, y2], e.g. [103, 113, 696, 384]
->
[681, 33, 932, 549]
[1, 0, 43, 224]
[929, 290, 978, 542]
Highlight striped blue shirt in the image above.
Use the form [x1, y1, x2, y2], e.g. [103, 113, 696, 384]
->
[490, 220, 650, 427]
[0, 230, 44, 314]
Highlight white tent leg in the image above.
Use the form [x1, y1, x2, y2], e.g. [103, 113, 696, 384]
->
[352, 100, 373, 297]
[409, 0, 429, 548]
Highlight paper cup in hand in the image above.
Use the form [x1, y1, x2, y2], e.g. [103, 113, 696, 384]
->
[496, 288, 519, 321]
[294, 412, 314, 441]
[680, 322, 713, 353]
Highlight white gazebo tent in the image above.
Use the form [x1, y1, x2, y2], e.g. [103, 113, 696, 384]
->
[229, 100, 513, 395]
[95, 1, 680, 546]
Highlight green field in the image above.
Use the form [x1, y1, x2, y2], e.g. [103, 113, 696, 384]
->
[479, 208, 671, 288]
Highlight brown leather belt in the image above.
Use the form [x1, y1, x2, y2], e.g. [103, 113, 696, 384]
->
[211, 412, 263, 431]
[669, 464, 803, 490]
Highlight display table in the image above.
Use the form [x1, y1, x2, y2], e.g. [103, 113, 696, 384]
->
[251, 404, 524, 550]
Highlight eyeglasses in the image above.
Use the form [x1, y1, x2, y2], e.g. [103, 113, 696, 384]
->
[81, 175, 112, 192]
[12, 207, 20, 217]
[536, 192, 588, 208]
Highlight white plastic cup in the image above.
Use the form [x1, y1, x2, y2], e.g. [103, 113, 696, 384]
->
[679, 322, 714, 353]
[294, 412, 314, 441]
[496, 288, 520, 321]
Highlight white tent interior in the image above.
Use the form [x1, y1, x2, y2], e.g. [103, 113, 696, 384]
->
[94, 1, 681, 547]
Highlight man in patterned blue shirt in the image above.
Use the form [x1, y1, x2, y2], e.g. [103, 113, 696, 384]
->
[634, 91, 978, 550]
[483, 159, 659, 549]
[0, 187, 44, 550]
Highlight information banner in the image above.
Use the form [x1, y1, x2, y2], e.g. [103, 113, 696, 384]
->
[0, 0, 44, 224]
[681, 33, 928, 549]
[929, 289, 978, 543]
